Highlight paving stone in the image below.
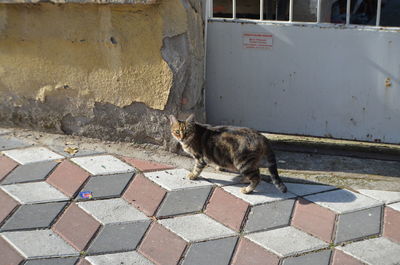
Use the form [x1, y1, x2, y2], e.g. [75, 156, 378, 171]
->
[244, 198, 295, 233]
[384, 203, 400, 243]
[0, 236, 24, 265]
[0, 136, 31, 151]
[122, 156, 175, 172]
[231, 238, 280, 265]
[0, 128, 11, 135]
[49, 145, 104, 158]
[182, 236, 238, 265]
[205, 187, 249, 231]
[156, 186, 212, 217]
[123, 173, 167, 216]
[0, 201, 67, 231]
[282, 250, 332, 265]
[357, 189, 400, 204]
[76, 259, 91, 265]
[246, 226, 329, 259]
[331, 250, 365, 265]
[2, 161, 58, 185]
[53, 203, 101, 251]
[222, 182, 296, 206]
[293, 189, 384, 243]
[46, 160, 90, 198]
[24, 257, 79, 265]
[3, 147, 64, 165]
[336, 237, 400, 265]
[71, 155, 135, 175]
[86, 251, 154, 265]
[159, 214, 236, 242]
[1, 182, 69, 204]
[0, 156, 18, 182]
[335, 206, 382, 243]
[285, 183, 337, 196]
[0, 189, 19, 225]
[1, 229, 79, 259]
[138, 222, 187, 265]
[78, 172, 134, 200]
[199, 171, 242, 186]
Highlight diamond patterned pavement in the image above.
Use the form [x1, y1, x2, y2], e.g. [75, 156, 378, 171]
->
[1, 136, 400, 265]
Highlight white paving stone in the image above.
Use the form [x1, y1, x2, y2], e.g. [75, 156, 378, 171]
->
[144, 169, 212, 191]
[1, 182, 69, 204]
[2, 147, 64, 165]
[246, 226, 329, 257]
[1, 229, 78, 259]
[86, 251, 154, 265]
[200, 171, 242, 186]
[286, 183, 337, 196]
[159, 213, 237, 242]
[71, 155, 135, 175]
[337, 237, 400, 265]
[304, 189, 383, 214]
[357, 189, 400, 204]
[77, 198, 149, 225]
[223, 182, 296, 205]
[0, 128, 11, 135]
[388, 202, 400, 212]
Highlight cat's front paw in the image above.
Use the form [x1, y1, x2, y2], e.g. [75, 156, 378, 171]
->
[187, 172, 198, 180]
[240, 186, 253, 194]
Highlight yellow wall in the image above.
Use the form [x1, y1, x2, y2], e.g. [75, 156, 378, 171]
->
[0, 0, 187, 110]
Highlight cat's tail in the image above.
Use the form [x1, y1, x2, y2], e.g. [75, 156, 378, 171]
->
[263, 138, 287, 193]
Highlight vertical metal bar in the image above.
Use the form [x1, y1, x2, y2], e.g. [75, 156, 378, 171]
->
[260, 0, 264, 20]
[346, 0, 351, 25]
[317, 0, 322, 23]
[232, 0, 236, 19]
[209, 0, 214, 19]
[289, 0, 293, 22]
[376, 0, 382, 26]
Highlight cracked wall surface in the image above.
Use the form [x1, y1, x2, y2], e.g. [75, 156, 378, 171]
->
[0, 0, 205, 148]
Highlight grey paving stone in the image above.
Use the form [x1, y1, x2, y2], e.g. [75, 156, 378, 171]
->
[182, 236, 238, 265]
[2, 161, 59, 185]
[357, 189, 400, 204]
[49, 145, 104, 158]
[246, 226, 329, 257]
[87, 221, 151, 254]
[156, 186, 212, 217]
[1, 229, 79, 258]
[0, 202, 67, 231]
[0, 136, 31, 151]
[304, 189, 383, 214]
[334, 206, 382, 244]
[200, 171, 242, 186]
[282, 249, 332, 265]
[86, 251, 154, 265]
[244, 199, 296, 233]
[337, 237, 400, 265]
[77, 173, 134, 200]
[3, 147, 64, 165]
[24, 257, 79, 265]
[159, 214, 237, 242]
[285, 183, 337, 196]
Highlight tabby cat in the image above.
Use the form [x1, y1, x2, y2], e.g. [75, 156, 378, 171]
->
[169, 114, 287, 194]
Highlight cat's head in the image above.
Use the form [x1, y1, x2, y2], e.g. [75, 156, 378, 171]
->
[169, 114, 195, 142]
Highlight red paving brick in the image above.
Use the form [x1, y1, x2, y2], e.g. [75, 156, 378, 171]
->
[0, 236, 24, 265]
[123, 174, 166, 216]
[231, 238, 279, 265]
[46, 160, 90, 197]
[383, 206, 400, 244]
[138, 222, 187, 265]
[331, 249, 364, 265]
[0, 156, 18, 182]
[75, 259, 91, 265]
[205, 187, 249, 231]
[53, 203, 101, 251]
[122, 157, 174, 172]
[0, 189, 19, 224]
[291, 198, 336, 242]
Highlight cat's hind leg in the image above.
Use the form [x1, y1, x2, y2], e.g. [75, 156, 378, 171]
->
[239, 168, 261, 194]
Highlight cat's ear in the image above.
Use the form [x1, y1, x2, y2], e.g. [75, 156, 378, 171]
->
[186, 114, 195, 123]
[169, 115, 178, 125]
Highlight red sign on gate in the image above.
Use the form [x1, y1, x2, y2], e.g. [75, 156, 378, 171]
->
[243, 33, 273, 49]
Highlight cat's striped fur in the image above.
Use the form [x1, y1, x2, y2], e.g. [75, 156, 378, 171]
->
[169, 114, 287, 194]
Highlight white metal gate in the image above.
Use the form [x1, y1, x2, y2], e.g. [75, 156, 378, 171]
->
[205, 0, 400, 144]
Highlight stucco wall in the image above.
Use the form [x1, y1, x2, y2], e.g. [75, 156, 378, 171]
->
[0, 0, 205, 148]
